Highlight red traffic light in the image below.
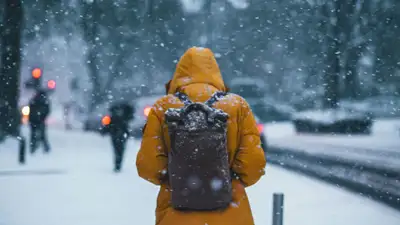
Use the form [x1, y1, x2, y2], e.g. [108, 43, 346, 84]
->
[47, 80, 56, 89]
[32, 68, 42, 79]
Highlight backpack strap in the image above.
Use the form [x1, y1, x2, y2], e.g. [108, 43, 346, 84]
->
[204, 91, 227, 107]
[174, 92, 193, 106]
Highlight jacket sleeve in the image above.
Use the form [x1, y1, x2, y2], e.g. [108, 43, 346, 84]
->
[136, 104, 168, 185]
[231, 99, 266, 187]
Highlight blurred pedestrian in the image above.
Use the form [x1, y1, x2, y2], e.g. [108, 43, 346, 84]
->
[101, 101, 134, 172]
[29, 89, 51, 154]
[63, 101, 73, 130]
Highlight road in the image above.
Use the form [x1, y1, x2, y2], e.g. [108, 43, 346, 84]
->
[1, 127, 400, 225]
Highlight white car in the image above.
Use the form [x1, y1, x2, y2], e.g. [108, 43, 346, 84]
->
[229, 77, 295, 123]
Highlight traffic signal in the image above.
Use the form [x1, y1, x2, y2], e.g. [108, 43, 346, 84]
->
[31, 67, 42, 89]
[47, 80, 56, 89]
[31, 68, 42, 79]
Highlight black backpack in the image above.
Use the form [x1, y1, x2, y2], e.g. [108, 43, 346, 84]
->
[165, 91, 232, 211]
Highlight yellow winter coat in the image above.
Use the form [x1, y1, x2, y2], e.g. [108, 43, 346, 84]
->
[136, 47, 266, 225]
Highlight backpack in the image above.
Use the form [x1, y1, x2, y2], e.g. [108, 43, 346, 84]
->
[164, 91, 232, 211]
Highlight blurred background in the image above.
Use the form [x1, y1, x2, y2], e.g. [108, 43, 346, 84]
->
[1, 0, 400, 225]
[1, 0, 400, 116]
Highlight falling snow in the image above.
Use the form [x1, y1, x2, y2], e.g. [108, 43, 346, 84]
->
[1, 0, 400, 224]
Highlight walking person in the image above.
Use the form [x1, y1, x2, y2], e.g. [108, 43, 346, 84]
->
[29, 89, 51, 154]
[63, 101, 73, 130]
[102, 101, 134, 172]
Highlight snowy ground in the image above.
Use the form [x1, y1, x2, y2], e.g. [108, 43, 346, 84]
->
[1, 127, 400, 225]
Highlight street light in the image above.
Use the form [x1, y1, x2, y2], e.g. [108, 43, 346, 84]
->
[31, 68, 42, 79]
[31, 67, 42, 89]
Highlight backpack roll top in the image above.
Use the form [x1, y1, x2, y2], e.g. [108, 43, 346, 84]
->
[165, 102, 228, 132]
[164, 92, 232, 211]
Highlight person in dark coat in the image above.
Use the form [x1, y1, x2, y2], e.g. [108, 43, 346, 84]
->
[101, 101, 134, 172]
[29, 89, 51, 153]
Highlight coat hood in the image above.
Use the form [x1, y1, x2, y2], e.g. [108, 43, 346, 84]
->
[167, 47, 227, 94]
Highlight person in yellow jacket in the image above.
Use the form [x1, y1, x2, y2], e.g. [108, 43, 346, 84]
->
[136, 47, 266, 225]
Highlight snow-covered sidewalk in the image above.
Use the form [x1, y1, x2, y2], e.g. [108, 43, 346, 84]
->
[1, 128, 400, 225]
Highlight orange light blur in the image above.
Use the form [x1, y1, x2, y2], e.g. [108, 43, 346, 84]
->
[21, 106, 30, 124]
[102, 115, 111, 126]
[257, 124, 264, 134]
[143, 106, 151, 117]
[47, 80, 56, 89]
[32, 68, 42, 79]
[22, 115, 29, 124]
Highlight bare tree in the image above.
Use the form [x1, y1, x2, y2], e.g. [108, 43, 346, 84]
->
[82, 0, 101, 112]
[320, 1, 340, 109]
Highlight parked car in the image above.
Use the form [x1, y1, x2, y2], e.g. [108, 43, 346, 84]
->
[83, 102, 112, 133]
[254, 99, 296, 123]
[290, 88, 324, 111]
[229, 77, 266, 100]
[229, 78, 295, 123]
[292, 108, 373, 134]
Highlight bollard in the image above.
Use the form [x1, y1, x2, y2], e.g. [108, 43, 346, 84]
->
[272, 193, 284, 225]
[18, 136, 26, 164]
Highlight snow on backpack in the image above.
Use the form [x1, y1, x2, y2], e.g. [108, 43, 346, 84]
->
[165, 91, 232, 211]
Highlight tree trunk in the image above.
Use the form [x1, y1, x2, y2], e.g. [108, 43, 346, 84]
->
[205, 0, 213, 49]
[104, 49, 129, 93]
[0, 0, 23, 137]
[324, 45, 340, 108]
[323, 1, 340, 109]
[87, 45, 102, 111]
[82, 0, 101, 112]
[339, 0, 364, 99]
[343, 46, 362, 99]
[140, 0, 154, 89]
